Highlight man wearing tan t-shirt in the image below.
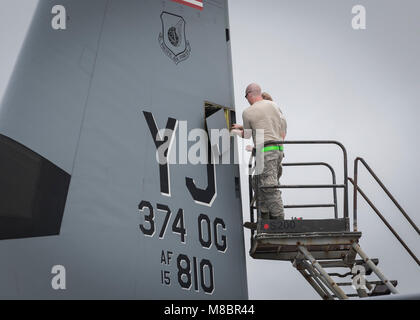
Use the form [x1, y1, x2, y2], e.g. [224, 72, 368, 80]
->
[232, 83, 287, 220]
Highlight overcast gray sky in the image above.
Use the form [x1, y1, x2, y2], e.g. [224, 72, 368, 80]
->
[228, 0, 420, 299]
[0, 0, 419, 299]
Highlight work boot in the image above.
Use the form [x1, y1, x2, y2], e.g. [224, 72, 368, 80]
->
[243, 222, 257, 230]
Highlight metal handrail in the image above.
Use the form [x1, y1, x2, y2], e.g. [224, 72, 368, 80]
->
[249, 140, 349, 229]
[349, 178, 419, 266]
[252, 162, 339, 217]
[353, 157, 420, 235]
[283, 162, 338, 219]
[284, 204, 335, 209]
[263, 184, 344, 189]
[264, 140, 349, 219]
[248, 152, 257, 244]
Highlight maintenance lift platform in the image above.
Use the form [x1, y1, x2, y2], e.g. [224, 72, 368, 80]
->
[245, 141, 420, 300]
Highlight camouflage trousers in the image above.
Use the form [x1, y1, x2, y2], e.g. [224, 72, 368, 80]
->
[252, 150, 285, 219]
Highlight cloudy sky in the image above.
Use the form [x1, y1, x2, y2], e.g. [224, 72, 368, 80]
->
[228, 0, 420, 299]
[0, 0, 419, 299]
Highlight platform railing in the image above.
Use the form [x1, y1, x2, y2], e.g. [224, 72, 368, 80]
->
[273, 162, 338, 218]
[351, 157, 420, 266]
[249, 140, 349, 233]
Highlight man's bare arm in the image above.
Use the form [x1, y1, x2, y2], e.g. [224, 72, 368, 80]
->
[243, 128, 252, 139]
[231, 123, 251, 139]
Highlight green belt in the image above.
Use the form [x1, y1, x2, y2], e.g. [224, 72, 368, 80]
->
[261, 145, 284, 152]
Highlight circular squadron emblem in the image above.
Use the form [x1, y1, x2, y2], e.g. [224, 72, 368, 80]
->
[158, 12, 191, 65]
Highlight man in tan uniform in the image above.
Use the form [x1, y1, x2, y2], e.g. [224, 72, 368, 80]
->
[232, 83, 287, 220]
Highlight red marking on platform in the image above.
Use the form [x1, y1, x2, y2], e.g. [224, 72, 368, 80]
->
[264, 224, 269, 230]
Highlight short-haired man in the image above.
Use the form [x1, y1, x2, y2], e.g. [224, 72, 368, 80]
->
[232, 83, 287, 220]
